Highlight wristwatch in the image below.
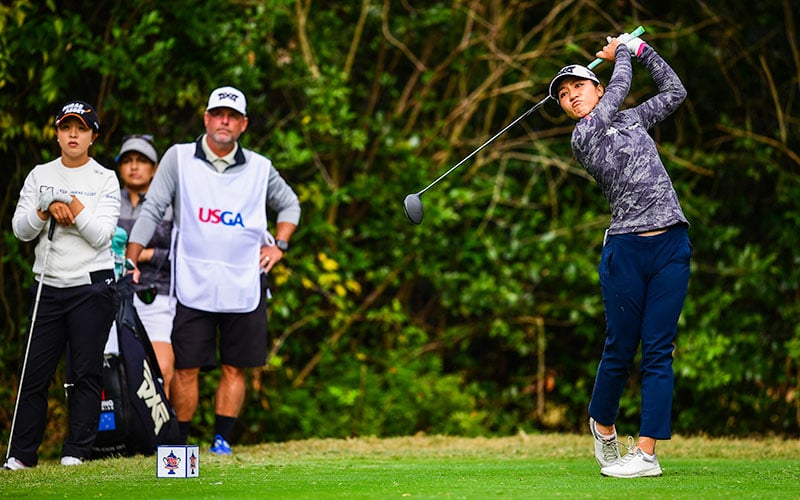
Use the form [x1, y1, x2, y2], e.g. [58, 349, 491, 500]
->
[276, 239, 289, 252]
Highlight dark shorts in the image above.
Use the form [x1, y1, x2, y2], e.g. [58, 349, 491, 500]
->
[172, 276, 269, 369]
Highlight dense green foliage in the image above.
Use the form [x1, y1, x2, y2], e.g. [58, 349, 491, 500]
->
[1, 1, 798, 457]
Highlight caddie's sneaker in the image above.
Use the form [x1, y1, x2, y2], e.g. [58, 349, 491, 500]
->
[589, 417, 621, 467]
[600, 448, 662, 478]
[2, 457, 28, 470]
[210, 434, 232, 455]
[60, 456, 83, 466]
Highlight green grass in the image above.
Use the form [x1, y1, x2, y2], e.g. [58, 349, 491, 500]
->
[2, 434, 799, 499]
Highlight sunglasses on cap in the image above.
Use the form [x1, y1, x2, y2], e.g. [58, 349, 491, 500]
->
[134, 283, 158, 305]
[122, 133, 154, 144]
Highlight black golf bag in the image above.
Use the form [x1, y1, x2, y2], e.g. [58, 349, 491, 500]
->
[91, 274, 180, 457]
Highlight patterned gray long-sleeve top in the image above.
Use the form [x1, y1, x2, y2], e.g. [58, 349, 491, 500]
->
[571, 44, 688, 235]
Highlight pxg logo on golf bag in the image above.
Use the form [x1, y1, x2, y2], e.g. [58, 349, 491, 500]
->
[197, 207, 245, 227]
[137, 360, 171, 435]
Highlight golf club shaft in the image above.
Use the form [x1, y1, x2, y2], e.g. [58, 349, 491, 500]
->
[415, 26, 644, 197]
[417, 96, 552, 196]
[6, 218, 55, 460]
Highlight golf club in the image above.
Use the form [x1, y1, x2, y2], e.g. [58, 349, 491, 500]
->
[403, 26, 645, 224]
[6, 218, 55, 461]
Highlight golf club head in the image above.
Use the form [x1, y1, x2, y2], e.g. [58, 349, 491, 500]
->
[403, 193, 424, 225]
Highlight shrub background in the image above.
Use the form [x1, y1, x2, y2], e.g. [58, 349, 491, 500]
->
[1, 1, 798, 457]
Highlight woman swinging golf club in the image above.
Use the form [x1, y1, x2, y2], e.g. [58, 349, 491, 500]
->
[550, 34, 691, 477]
[5, 100, 120, 470]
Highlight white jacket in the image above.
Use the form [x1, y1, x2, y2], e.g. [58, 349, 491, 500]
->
[12, 157, 120, 287]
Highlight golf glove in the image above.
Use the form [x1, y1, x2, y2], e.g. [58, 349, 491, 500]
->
[616, 32, 646, 57]
[38, 189, 72, 212]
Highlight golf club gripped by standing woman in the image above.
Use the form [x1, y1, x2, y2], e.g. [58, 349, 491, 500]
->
[5, 101, 120, 470]
[549, 34, 691, 478]
[125, 86, 301, 455]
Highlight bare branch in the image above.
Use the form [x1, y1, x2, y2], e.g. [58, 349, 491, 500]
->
[381, 0, 426, 72]
[344, 0, 371, 79]
[295, 0, 320, 79]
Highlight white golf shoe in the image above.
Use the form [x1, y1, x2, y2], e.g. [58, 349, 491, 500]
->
[3, 457, 29, 470]
[589, 417, 621, 467]
[600, 447, 663, 478]
[60, 456, 83, 466]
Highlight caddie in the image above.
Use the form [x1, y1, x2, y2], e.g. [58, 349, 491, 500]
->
[125, 86, 301, 455]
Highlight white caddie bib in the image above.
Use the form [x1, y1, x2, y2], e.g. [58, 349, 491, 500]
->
[173, 144, 270, 312]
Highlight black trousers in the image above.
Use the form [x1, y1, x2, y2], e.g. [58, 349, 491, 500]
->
[9, 273, 115, 465]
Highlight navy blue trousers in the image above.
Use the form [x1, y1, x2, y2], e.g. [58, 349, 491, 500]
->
[588, 226, 691, 440]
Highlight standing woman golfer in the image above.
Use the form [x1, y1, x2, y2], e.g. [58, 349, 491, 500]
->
[5, 100, 120, 470]
[550, 33, 691, 478]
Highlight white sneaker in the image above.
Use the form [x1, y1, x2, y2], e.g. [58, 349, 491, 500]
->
[60, 456, 83, 466]
[589, 417, 621, 467]
[600, 448, 662, 478]
[3, 457, 29, 470]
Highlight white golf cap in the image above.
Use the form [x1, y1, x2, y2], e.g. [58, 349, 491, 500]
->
[206, 86, 247, 116]
[116, 135, 158, 164]
[549, 65, 600, 99]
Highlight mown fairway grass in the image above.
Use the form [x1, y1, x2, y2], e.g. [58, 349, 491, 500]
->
[1, 434, 798, 499]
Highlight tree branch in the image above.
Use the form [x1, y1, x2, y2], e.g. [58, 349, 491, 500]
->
[295, 0, 320, 79]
